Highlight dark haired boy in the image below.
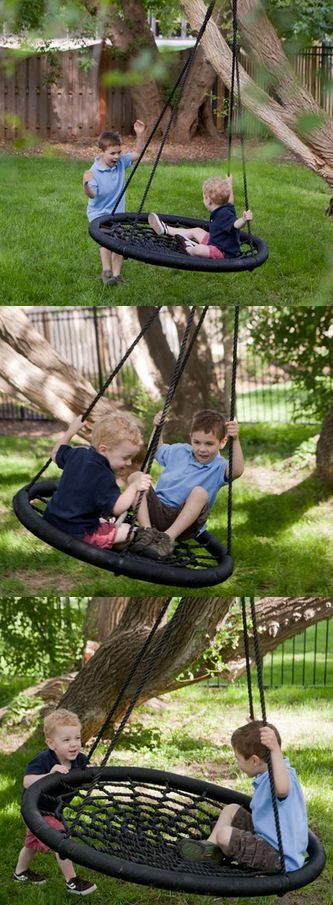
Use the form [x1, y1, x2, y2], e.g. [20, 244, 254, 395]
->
[128, 409, 244, 543]
[179, 721, 308, 874]
[83, 121, 146, 285]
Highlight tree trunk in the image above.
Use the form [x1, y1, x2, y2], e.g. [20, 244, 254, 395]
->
[137, 308, 177, 389]
[181, 0, 333, 190]
[316, 405, 333, 488]
[60, 598, 232, 741]
[169, 46, 219, 143]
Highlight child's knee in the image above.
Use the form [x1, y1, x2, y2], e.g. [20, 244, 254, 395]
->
[216, 825, 232, 851]
[189, 486, 209, 503]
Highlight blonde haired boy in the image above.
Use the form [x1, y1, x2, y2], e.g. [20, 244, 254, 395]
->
[14, 709, 96, 895]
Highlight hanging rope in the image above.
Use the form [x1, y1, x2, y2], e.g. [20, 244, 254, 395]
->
[240, 597, 254, 721]
[227, 0, 254, 249]
[125, 306, 209, 541]
[26, 306, 162, 491]
[249, 597, 286, 874]
[63, 599, 189, 839]
[111, 1, 216, 222]
[227, 304, 239, 555]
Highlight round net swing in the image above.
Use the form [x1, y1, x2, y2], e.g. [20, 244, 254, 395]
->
[21, 600, 325, 899]
[88, 1, 268, 275]
[13, 307, 236, 589]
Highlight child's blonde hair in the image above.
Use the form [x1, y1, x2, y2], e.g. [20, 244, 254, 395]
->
[44, 708, 81, 739]
[203, 176, 230, 206]
[91, 412, 142, 451]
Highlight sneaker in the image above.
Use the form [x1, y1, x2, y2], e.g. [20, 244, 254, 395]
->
[176, 235, 198, 252]
[13, 869, 47, 884]
[101, 269, 112, 284]
[177, 839, 225, 865]
[66, 876, 97, 895]
[130, 526, 175, 560]
[148, 212, 168, 235]
[108, 275, 127, 286]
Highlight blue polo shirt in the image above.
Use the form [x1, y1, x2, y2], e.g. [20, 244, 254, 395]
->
[43, 444, 120, 537]
[24, 748, 88, 815]
[209, 203, 241, 257]
[155, 443, 228, 511]
[251, 758, 308, 871]
[87, 153, 133, 222]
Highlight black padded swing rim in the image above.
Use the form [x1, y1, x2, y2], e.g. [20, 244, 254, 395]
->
[89, 213, 269, 273]
[12, 479, 233, 589]
[22, 766, 326, 898]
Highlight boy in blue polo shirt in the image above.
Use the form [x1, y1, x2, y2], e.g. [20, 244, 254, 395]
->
[14, 708, 96, 895]
[128, 409, 244, 542]
[83, 120, 146, 285]
[179, 720, 308, 873]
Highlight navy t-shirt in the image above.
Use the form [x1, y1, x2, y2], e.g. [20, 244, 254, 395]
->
[209, 203, 241, 256]
[43, 444, 121, 537]
[24, 747, 88, 815]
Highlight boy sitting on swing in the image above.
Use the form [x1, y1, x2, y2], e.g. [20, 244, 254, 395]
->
[128, 409, 244, 546]
[148, 175, 252, 259]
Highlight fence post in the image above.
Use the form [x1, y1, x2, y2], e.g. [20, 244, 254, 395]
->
[92, 307, 104, 391]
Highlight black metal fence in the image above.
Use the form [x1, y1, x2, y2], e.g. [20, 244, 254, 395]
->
[0, 306, 321, 424]
[208, 618, 333, 689]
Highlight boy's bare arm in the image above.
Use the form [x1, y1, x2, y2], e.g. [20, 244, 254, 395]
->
[23, 765, 70, 787]
[234, 210, 253, 229]
[131, 120, 146, 161]
[83, 169, 96, 198]
[50, 414, 84, 462]
[148, 410, 165, 451]
[225, 421, 244, 479]
[260, 727, 290, 798]
[112, 474, 152, 516]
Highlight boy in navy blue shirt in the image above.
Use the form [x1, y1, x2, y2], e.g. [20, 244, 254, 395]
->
[43, 411, 174, 559]
[83, 121, 146, 285]
[179, 720, 308, 873]
[14, 708, 96, 895]
[148, 174, 252, 259]
[128, 409, 244, 543]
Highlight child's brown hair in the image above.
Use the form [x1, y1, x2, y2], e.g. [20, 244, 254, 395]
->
[91, 412, 142, 451]
[44, 708, 81, 739]
[98, 130, 122, 151]
[190, 410, 227, 441]
[231, 720, 282, 763]
[203, 176, 230, 206]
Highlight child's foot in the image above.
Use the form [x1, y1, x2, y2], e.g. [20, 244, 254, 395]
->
[177, 839, 226, 864]
[101, 269, 113, 284]
[108, 275, 127, 286]
[129, 526, 175, 560]
[176, 235, 198, 253]
[13, 869, 47, 884]
[148, 212, 168, 236]
[66, 876, 97, 895]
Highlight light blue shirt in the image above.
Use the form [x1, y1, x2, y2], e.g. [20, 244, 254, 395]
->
[155, 443, 228, 511]
[251, 757, 308, 871]
[86, 153, 133, 222]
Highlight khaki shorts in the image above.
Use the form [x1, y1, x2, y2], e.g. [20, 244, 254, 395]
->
[146, 486, 209, 540]
[225, 806, 281, 872]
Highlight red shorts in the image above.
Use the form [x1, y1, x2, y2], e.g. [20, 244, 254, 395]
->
[83, 521, 117, 549]
[202, 231, 225, 259]
[24, 815, 64, 853]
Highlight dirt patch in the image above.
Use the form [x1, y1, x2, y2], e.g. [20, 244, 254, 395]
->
[245, 459, 315, 494]
[0, 134, 299, 165]
[10, 572, 78, 592]
[0, 419, 63, 437]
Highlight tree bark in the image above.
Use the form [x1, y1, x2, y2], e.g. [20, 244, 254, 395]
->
[60, 598, 232, 741]
[169, 46, 219, 143]
[316, 405, 333, 488]
[181, 0, 333, 190]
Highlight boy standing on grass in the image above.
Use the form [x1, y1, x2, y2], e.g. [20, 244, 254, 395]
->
[14, 709, 96, 895]
[43, 411, 174, 560]
[83, 120, 146, 285]
[179, 720, 308, 873]
[127, 409, 244, 547]
[148, 174, 252, 259]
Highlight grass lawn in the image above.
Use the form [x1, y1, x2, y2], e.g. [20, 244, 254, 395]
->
[0, 153, 332, 305]
[0, 423, 332, 595]
[0, 682, 332, 905]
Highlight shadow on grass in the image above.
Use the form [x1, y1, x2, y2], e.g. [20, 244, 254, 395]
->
[238, 473, 331, 538]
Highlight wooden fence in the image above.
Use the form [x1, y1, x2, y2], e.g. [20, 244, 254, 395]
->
[0, 42, 332, 141]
